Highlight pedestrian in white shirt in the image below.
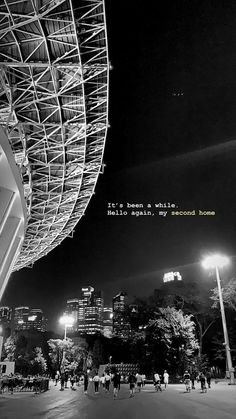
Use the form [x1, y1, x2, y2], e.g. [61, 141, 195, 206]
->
[163, 370, 169, 389]
[136, 373, 143, 392]
[100, 373, 105, 389]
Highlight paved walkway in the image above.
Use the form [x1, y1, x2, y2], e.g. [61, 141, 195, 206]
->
[0, 381, 236, 419]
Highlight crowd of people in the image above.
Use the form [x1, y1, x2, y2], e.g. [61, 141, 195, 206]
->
[53, 370, 147, 399]
[182, 370, 212, 392]
[90, 371, 147, 399]
[54, 371, 79, 391]
[1, 367, 214, 398]
[52, 368, 213, 398]
[0, 373, 49, 394]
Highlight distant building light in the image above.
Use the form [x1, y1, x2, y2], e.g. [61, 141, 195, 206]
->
[18, 320, 24, 324]
[163, 272, 182, 283]
[28, 315, 37, 321]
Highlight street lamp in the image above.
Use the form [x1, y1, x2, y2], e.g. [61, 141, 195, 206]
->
[202, 254, 235, 385]
[59, 315, 74, 340]
[59, 315, 74, 374]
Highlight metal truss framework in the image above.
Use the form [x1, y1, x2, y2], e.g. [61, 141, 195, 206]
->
[0, 0, 109, 270]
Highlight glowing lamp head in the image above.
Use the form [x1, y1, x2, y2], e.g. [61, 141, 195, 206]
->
[59, 315, 74, 327]
[202, 254, 230, 270]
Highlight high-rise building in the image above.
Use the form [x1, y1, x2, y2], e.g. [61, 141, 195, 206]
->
[78, 287, 104, 335]
[112, 292, 130, 340]
[78, 286, 94, 330]
[103, 307, 113, 338]
[0, 306, 12, 336]
[14, 306, 29, 331]
[30, 309, 47, 332]
[14, 307, 46, 332]
[65, 299, 79, 333]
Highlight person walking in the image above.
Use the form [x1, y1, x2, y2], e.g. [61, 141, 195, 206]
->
[104, 372, 111, 392]
[84, 372, 89, 394]
[60, 372, 65, 391]
[112, 371, 121, 399]
[54, 371, 60, 386]
[206, 370, 212, 388]
[135, 372, 143, 392]
[154, 372, 162, 391]
[93, 372, 100, 394]
[100, 373, 105, 390]
[163, 370, 169, 389]
[190, 370, 196, 389]
[199, 372, 207, 392]
[128, 372, 136, 398]
[70, 374, 75, 390]
[64, 371, 69, 389]
[183, 370, 191, 392]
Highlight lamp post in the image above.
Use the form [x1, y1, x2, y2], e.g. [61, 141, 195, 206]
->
[202, 254, 235, 385]
[59, 315, 74, 373]
[59, 315, 74, 340]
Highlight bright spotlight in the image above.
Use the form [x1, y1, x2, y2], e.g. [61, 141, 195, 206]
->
[201, 254, 230, 270]
[59, 315, 74, 326]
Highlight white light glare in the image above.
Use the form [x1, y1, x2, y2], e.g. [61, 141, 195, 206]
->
[28, 315, 37, 321]
[202, 254, 230, 270]
[59, 315, 74, 326]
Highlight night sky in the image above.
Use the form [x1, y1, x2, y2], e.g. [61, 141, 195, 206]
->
[2, 0, 236, 330]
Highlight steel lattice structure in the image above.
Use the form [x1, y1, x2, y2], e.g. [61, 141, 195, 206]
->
[0, 0, 109, 270]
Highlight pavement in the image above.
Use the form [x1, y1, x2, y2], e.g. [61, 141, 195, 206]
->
[0, 380, 236, 419]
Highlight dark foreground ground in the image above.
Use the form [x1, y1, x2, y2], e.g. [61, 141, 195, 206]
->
[1, 380, 236, 419]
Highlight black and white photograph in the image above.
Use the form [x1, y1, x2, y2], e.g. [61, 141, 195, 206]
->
[0, 0, 236, 418]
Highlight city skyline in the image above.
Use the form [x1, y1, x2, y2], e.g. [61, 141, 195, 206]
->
[2, 253, 235, 334]
[0, 286, 133, 333]
[0, 286, 131, 336]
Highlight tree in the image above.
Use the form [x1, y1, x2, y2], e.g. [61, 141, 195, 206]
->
[47, 338, 89, 373]
[147, 307, 199, 375]
[92, 338, 104, 369]
[48, 339, 71, 373]
[31, 347, 47, 375]
[3, 334, 31, 375]
[150, 281, 217, 357]
[3, 336, 16, 361]
[210, 278, 236, 312]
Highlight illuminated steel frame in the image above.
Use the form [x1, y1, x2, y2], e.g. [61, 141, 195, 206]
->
[0, 0, 109, 270]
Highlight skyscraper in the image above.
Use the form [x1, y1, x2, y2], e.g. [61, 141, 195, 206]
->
[30, 309, 47, 332]
[13, 307, 46, 332]
[78, 287, 104, 334]
[14, 306, 29, 331]
[65, 299, 79, 333]
[112, 292, 130, 340]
